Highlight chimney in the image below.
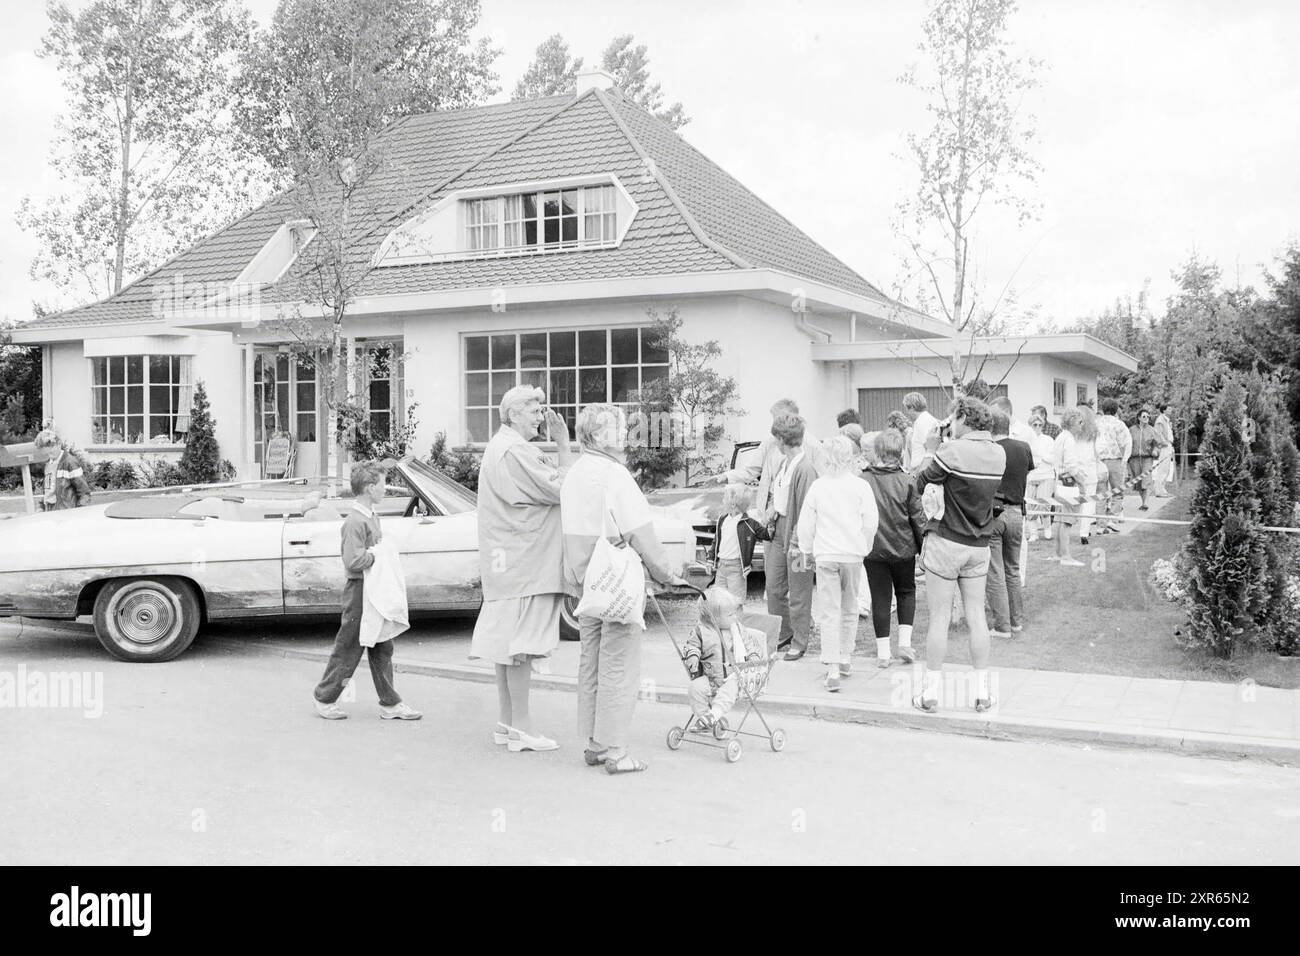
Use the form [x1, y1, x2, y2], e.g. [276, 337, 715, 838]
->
[576, 68, 616, 95]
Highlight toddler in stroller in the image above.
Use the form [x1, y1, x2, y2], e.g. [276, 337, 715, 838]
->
[683, 588, 766, 731]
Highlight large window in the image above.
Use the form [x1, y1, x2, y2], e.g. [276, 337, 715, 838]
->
[465, 184, 618, 255]
[463, 327, 669, 443]
[90, 355, 191, 445]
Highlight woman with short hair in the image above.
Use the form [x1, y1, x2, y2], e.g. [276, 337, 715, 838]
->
[561, 404, 685, 774]
[470, 385, 575, 753]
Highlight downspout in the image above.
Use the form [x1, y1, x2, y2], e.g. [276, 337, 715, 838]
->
[793, 307, 832, 343]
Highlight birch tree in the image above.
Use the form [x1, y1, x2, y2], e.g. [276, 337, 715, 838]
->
[16, 0, 268, 308]
[896, 0, 1042, 392]
[236, 0, 498, 476]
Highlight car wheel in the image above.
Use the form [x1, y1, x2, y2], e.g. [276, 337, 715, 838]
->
[92, 577, 201, 663]
[560, 593, 580, 641]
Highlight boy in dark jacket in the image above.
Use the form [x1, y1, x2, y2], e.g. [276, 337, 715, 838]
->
[710, 484, 763, 604]
[861, 429, 926, 666]
[313, 462, 421, 721]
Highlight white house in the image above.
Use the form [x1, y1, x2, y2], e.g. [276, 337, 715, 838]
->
[10, 70, 1135, 480]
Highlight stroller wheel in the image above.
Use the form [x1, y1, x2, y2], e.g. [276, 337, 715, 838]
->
[666, 727, 684, 751]
[770, 728, 787, 752]
[711, 718, 728, 740]
[725, 739, 743, 763]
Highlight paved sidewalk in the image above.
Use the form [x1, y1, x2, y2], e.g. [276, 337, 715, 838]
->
[222, 607, 1300, 766]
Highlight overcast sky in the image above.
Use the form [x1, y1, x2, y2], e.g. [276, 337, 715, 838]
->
[1, 0, 1297, 326]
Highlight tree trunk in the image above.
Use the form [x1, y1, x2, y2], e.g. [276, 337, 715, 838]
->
[114, 51, 136, 294]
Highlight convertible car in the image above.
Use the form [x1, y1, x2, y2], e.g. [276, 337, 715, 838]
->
[0, 458, 696, 663]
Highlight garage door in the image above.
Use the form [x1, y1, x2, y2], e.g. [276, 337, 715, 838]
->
[857, 384, 1006, 431]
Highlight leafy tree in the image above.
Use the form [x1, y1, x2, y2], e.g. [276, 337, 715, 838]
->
[17, 0, 269, 306]
[600, 35, 689, 129]
[1261, 244, 1300, 445]
[178, 380, 222, 483]
[1180, 381, 1270, 658]
[0, 324, 42, 443]
[625, 309, 741, 489]
[236, 0, 500, 176]
[511, 33, 582, 100]
[237, 0, 499, 476]
[895, 0, 1042, 388]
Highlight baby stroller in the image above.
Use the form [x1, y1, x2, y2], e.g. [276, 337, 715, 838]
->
[647, 586, 787, 763]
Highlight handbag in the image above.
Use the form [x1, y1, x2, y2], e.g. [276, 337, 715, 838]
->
[573, 496, 647, 629]
[1052, 474, 1081, 506]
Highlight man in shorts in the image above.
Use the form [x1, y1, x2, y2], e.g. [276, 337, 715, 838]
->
[912, 397, 1007, 714]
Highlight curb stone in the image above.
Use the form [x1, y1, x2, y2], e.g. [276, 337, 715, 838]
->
[214, 638, 1300, 768]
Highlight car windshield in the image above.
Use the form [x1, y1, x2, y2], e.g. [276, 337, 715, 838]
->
[732, 443, 763, 477]
[399, 458, 476, 515]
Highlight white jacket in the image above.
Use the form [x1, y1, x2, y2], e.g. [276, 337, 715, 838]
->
[796, 473, 879, 563]
[360, 539, 409, 647]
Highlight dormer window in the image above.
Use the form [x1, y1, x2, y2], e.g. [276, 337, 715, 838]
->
[465, 184, 617, 254]
[375, 174, 637, 266]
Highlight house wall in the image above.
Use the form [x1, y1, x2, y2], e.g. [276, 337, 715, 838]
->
[397, 293, 856, 473]
[42, 332, 243, 471]
[845, 354, 1102, 427]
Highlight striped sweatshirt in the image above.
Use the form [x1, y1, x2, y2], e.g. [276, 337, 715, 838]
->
[915, 431, 1007, 546]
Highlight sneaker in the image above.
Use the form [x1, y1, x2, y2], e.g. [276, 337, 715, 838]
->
[911, 694, 938, 714]
[1059, 557, 1086, 567]
[876, 656, 893, 669]
[974, 697, 997, 713]
[380, 702, 423, 720]
[314, 700, 348, 720]
[989, 629, 1012, 639]
[783, 648, 806, 662]
[839, 662, 853, 678]
[1010, 624, 1024, 634]
[823, 675, 841, 693]
[896, 645, 916, 663]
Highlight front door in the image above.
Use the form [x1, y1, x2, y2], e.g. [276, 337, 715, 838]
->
[254, 350, 320, 477]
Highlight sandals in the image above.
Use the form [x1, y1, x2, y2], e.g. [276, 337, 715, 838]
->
[583, 748, 608, 766]
[604, 753, 649, 774]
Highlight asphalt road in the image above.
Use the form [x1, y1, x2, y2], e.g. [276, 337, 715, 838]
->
[2, 621, 1299, 865]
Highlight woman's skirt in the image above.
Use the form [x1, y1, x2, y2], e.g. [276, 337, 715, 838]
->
[469, 593, 563, 667]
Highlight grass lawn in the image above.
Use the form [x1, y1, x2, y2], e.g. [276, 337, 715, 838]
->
[726, 484, 1299, 690]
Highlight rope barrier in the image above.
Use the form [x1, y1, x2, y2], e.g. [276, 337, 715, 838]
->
[1023, 508, 1300, 534]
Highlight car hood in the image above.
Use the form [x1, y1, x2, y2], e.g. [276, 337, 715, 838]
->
[645, 486, 724, 527]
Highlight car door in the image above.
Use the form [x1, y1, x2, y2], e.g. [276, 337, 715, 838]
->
[382, 510, 479, 611]
[281, 511, 347, 613]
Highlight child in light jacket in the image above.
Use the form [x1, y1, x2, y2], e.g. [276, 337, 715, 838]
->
[683, 588, 766, 729]
[797, 436, 880, 692]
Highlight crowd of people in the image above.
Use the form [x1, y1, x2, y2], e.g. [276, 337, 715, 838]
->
[706, 390, 1177, 713]
[304, 380, 1179, 766]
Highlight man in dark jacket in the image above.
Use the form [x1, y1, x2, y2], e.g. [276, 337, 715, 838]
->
[913, 397, 1006, 714]
[861, 429, 926, 665]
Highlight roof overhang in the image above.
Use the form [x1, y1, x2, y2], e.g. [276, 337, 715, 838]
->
[812, 333, 1139, 376]
[160, 267, 954, 339]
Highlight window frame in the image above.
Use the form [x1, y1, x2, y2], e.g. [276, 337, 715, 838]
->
[461, 184, 620, 257]
[90, 354, 192, 446]
[461, 326, 670, 446]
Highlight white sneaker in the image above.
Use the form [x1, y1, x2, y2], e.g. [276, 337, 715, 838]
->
[315, 700, 348, 720]
[380, 701, 423, 720]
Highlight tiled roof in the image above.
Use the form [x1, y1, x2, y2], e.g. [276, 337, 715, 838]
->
[23, 88, 894, 332]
